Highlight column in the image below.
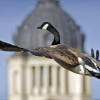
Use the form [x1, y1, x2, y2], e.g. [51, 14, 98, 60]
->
[73, 75, 83, 100]
[59, 67, 67, 95]
[42, 66, 49, 94]
[74, 75, 83, 94]
[84, 76, 91, 96]
[68, 71, 75, 95]
[25, 66, 33, 95]
[51, 66, 58, 94]
[68, 71, 83, 100]
[8, 57, 25, 100]
[34, 66, 41, 95]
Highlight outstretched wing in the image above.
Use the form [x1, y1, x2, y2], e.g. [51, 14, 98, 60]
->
[0, 40, 27, 52]
[0, 40, 79, 66]
[0, 40, 52, 59]
[54, 48, 79, 66]
[50, 45, 79, 65]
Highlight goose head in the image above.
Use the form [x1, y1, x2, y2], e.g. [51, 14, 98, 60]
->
[37, 22, 60, 45]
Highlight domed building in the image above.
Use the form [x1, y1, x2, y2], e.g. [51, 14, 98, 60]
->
[8, 0, 91, 100]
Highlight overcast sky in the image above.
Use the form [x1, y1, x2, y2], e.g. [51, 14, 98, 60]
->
[0, 0, 100, 99]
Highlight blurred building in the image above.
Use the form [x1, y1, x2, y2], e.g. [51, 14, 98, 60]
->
[8, 0, 91, 100]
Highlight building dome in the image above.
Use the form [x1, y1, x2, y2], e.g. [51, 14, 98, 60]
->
[13, 0, 85, 52]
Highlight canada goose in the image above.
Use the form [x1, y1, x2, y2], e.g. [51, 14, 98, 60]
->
[0, 22, 100, 79]
[37, 22, 100, 79]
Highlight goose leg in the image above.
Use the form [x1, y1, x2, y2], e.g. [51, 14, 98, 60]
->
[91, 48, 95, 58]
[96, 50, 99, 60]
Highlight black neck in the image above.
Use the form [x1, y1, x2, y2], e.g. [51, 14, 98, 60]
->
[47, 25, 60, 45]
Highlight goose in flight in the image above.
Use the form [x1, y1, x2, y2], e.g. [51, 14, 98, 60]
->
[0, 22, 100, 79]
[37, 22, 100, 79]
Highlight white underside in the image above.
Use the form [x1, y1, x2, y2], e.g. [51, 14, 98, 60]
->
[77, 57, 100, 75]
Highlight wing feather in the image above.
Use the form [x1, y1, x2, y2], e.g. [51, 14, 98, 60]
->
[0, 40, 52, 59]
[35, 47, 79, 66]
[0, 40, 80, 66]
[0, 40, 27, 52]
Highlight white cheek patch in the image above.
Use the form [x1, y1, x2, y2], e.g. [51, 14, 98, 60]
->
[42, 24, 49, 30]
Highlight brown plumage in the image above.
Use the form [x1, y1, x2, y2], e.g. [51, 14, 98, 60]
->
[37, 22, 100, 79]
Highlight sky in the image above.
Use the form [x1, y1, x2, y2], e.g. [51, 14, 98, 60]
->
[0, 0, 100, 100]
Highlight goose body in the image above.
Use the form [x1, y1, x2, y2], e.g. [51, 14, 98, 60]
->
[0, 22, 100, 79]
[37, 22, 100, 78]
